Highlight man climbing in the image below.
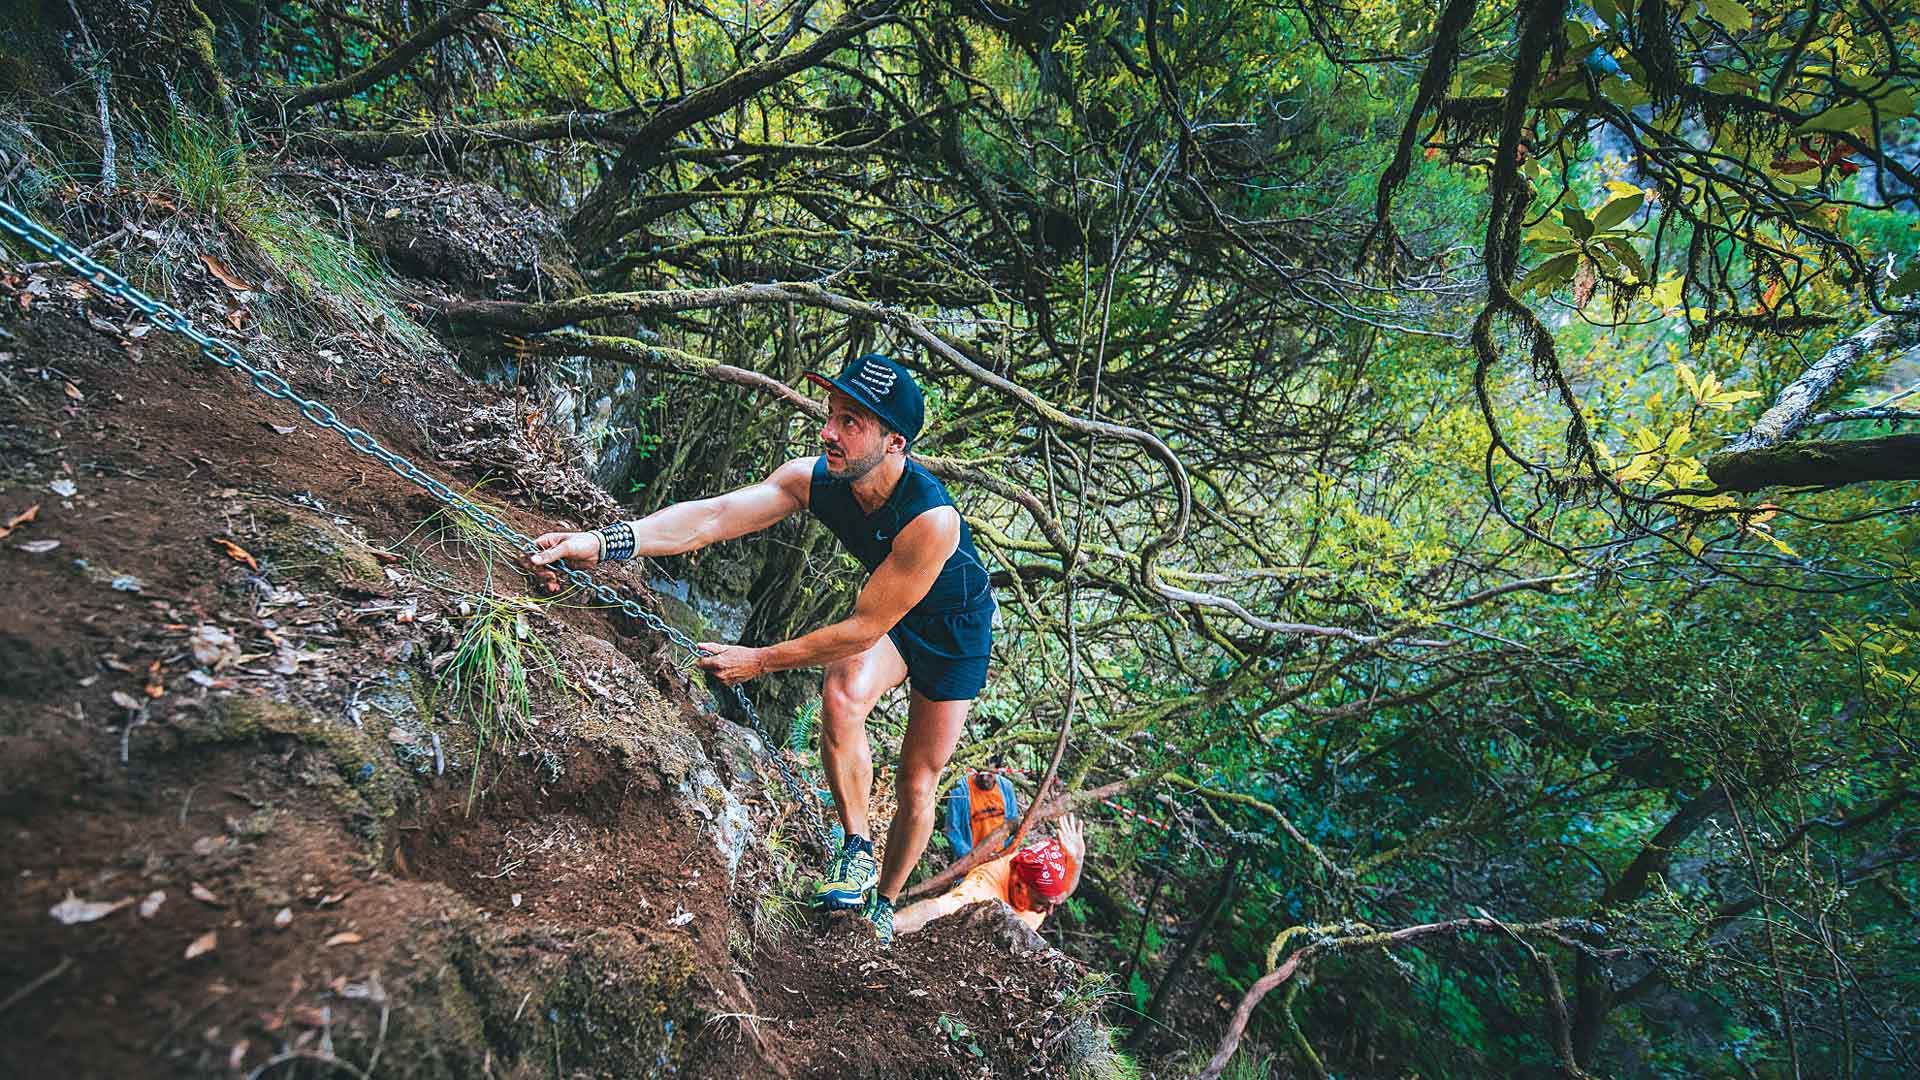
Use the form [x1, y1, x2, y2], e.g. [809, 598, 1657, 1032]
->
[523, 353, 995, 944]
[894, 814, 1086, 936]
[944, 768, 1021, 859]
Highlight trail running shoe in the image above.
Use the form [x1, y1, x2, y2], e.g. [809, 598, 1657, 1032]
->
[863, 891, 895, 945]
[812, 839, 878, 910]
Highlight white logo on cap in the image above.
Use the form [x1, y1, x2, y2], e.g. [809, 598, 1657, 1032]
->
[854, 359, 897, 397]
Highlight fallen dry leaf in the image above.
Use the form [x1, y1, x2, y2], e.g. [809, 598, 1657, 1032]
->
[190, 882, 222, 906]
[140, 890, 166, 919]
[323, 931, 363, 948]
[225, 308, 248, 330]
[0, 503, 39, 539]
[228, 1040, 249, 1071]
[189, 624, 240, 669]
[64, 381, 82, 401]
[269, 423, 296, 435]
[198, 253, 250, 291]
[274, 908, 292, 930]
[185, 931, 218, 959]
[17, 539, 60, 553]
[110, 690, 141, 711]
[49, 891, 134, 925]
[48, 478, 76, 498]
[213, 538, 259, 571]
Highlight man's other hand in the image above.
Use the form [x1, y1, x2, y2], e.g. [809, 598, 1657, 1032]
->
[1057, 813, 1086, 864]
[521, 531, 602, 594]
[696, 643, 767, 685]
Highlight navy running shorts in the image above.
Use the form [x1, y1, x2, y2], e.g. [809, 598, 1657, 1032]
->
[887, 601, 995, 702]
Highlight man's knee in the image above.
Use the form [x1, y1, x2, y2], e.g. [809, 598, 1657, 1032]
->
[895, 765, 941, 812]
[820, 680, 876, 754]
[821, 680, 876, 728]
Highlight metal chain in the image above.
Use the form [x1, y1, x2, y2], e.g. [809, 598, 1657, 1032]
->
[0, 198, 833, 851]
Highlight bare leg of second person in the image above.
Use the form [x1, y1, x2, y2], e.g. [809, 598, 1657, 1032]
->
[818, 637, 908, 841]
[875, 692, 974, 902]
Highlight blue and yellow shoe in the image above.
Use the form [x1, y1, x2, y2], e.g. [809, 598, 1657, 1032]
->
[812, 839, 878, 910]
[863, 891, 895, 945]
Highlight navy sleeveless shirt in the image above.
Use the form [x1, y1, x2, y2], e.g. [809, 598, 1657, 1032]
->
[808, 457, 993, 618]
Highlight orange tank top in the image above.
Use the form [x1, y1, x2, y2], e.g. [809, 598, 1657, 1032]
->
[968, 773, 1008, 848]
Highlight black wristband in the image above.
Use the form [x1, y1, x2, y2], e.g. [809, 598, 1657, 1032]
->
[597, 520, 636, 562]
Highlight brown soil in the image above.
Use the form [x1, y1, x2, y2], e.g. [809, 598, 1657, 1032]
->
[0, 205, 1104, 1078]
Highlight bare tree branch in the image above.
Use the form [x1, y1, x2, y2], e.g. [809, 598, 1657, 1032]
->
[273, 0, 490, 116]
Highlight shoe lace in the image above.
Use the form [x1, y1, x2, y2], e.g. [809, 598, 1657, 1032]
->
[826, 847, 853, 880]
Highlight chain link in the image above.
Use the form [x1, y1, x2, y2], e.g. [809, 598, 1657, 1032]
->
[0, 198, 832, 850]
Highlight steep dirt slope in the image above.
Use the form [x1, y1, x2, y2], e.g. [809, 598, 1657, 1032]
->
[0, 198, 1115, 1078]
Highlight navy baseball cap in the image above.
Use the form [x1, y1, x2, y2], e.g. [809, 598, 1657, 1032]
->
[805, 353, 925, 446]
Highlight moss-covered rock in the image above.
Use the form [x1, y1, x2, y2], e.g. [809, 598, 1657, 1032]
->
[328, 919, 710, 1079]
[542, 928, 706, 1075]
[172, 694, 408, 855]
[251, 503, 389, 594]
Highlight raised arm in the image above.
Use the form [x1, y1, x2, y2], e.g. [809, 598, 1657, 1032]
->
[1056, 814, 1086, 897]
[621, 456, 813, 555]
[525, 458, 815, 582]
[696, 506, 960, 682]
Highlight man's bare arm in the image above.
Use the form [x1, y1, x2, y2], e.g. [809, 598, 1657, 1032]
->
[526, 457, 814, 574]
[1057, 814, 1086, 896]
[622, 456, 814, 556]
[696, 507, 960, 682]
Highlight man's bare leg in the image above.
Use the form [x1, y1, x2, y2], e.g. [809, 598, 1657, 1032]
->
[818, 636, 908, 841]
[876, 692, 973, 901]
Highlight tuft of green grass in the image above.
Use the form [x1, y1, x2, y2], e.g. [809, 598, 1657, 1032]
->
[1062, 972, 1122, 1022]
[0, 117, 77, 209]
[150, 112, 252, 218]
[1057, 1017, 1145, 1080]
[1207, 1050, 1275, 1080]
[1056, 976, 1140, 1080]
[752, 890, 806, 947]
[394, 482, 526, 588]
[436, 592, 572, 811]
[145, 112, 434, 351]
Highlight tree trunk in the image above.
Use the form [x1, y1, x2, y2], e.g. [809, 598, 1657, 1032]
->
[1127, 853, 1242, 1051]
[1705, 433, 1920, 491]
[1571, 783, 1728, 1062]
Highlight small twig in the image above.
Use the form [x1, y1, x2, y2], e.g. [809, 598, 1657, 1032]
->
[119, 704, 147, 766]
[244, 1050, 371, 1080]
[364, 992, 390, 1078]
[0, 955, 72, 1016]
[704, 1010, 765, 1040]
[151, 990, 227, 1054]
[179, 783, 200, 826]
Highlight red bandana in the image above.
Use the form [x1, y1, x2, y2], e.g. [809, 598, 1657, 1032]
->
[1010, 838, 1074, 901]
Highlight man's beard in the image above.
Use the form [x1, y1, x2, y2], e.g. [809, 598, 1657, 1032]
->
[826, 442, 887, 480]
